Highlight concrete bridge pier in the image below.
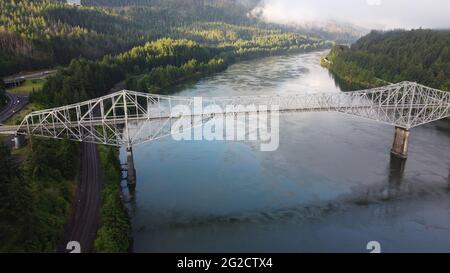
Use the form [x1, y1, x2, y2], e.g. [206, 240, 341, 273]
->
[383, 154, 407, 200]
[391, 126, 409, 159]
[388, 154, 406, 187]
[126, 145, 136, 188]
[13, 134, 26, 149]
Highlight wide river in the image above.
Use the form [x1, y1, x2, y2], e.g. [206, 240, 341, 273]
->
[123, 50, 450, 253]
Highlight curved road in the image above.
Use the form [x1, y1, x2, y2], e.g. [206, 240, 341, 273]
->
[0, 92, 29, 123]
[1, 69, 56, 123]
[58, 143, 102, 253]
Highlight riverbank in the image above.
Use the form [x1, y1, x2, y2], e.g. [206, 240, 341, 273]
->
[127, 44, 333, 95]
[320, 45, 385, 90]
[322, 30, 450, 92]
[95, 145, 132, 252]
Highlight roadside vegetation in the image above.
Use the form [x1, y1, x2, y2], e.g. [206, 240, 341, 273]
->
[322, 29, 450, 91]
[9, 79, 45, 95]
[4, 102, 46, 126]
[0, 81, 7, 111]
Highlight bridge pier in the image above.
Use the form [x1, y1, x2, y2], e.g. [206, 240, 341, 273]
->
[126, 146, 137, 188]
[13, 134, 26, 149]
[388, 154, 406, 186]
[391, 127, 409, 159]
[383, 154, 407, 200]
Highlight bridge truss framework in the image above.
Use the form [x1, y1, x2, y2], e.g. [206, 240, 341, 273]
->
[6, 81, 448, 149]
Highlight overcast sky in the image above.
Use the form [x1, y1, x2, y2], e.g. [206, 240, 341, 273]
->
[252, 0, 450, 29]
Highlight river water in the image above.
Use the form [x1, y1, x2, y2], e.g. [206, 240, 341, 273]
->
[123, 50, 450, 253]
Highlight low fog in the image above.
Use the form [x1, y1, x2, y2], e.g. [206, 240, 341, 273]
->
[250, 0, 450, 30]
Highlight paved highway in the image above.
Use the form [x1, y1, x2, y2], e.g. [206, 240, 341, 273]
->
[3, 69, 57, 84]
[0, 69, 54, 124]
[0, 92, 29, 124]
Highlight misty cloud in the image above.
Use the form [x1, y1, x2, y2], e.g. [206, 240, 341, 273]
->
[251, 0, 450, 30]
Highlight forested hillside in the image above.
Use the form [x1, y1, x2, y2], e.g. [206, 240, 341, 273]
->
[0, 139, 79, 252]
[0, 0, 285, 77]
[1, 0, 145, 76]
[323, 29, 450, 91]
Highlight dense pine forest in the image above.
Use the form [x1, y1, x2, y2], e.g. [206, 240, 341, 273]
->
[0, 139, 79, 252]
[323, 29, 450, 91]
[0, 0, 307, 77]
[0, 81, 6, 109]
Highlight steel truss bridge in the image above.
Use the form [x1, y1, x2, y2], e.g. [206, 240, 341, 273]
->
[0, 81, 449, 152]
